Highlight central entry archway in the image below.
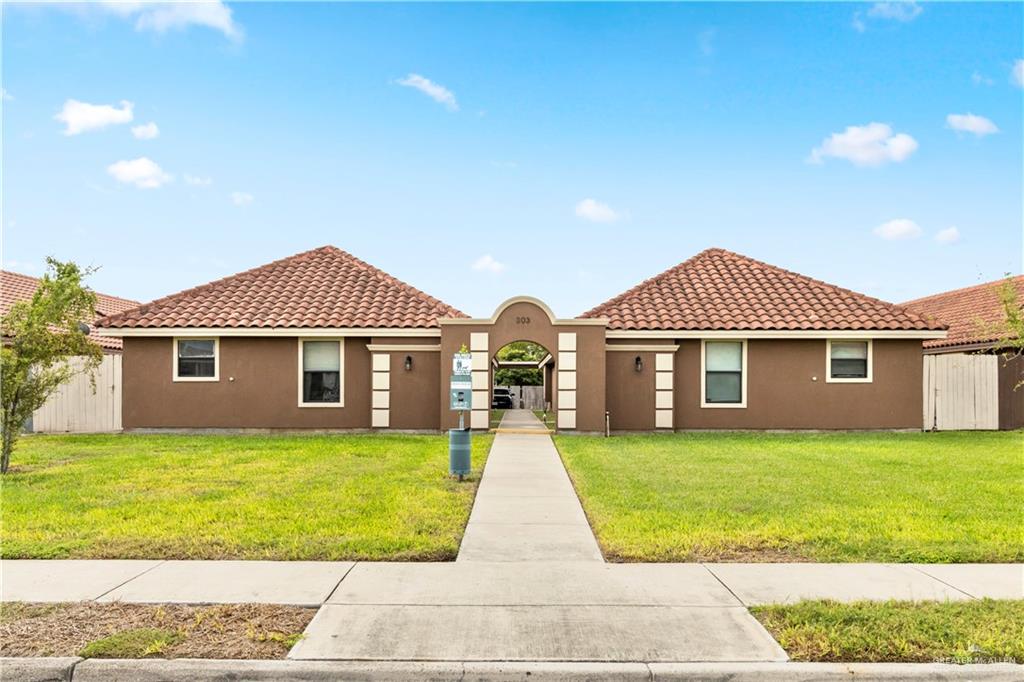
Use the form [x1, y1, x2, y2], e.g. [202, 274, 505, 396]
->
[438, 297, 608, 432]
[489, 340, 555, 430]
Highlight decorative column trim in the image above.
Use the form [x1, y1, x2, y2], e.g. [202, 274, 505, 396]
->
[470, 332, 489, 429]
[372, 352, 390, 428]
[557, 333, 577, 429]
[655, 352, 674, 429]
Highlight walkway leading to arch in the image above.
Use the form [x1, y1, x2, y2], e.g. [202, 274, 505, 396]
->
[458, 410, 601, 562]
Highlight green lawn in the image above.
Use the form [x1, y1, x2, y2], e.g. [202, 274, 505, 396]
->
[2, 433, 491, 561]
[554, 431, 1023, 562]
[752, 599, 1024, 663]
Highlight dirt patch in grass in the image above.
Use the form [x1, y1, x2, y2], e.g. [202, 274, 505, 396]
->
[0, 602, 315, 659]
[752, 599, 1024, 663]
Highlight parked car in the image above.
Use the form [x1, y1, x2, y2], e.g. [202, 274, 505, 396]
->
[491, 388, 514, 409]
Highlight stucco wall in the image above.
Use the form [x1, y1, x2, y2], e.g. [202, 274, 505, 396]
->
[123, 336, 380, 429]
[670, 338, 923, 429]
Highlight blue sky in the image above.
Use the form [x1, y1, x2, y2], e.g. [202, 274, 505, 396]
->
[3, 1, 1021, 317]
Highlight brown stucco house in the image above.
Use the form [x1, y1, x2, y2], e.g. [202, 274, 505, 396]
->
[902, 276, 1023, 430]
[95, 245, 947, 432]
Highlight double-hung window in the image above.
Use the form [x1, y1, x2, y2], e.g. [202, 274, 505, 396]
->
[827, 340, 872, 382]
[173, 338, 218, 381]
[702, 340, 746, 407]
[299, 339, 344, 406]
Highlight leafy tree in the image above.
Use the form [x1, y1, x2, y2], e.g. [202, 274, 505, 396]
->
[494, 341, 547, 387]
[990, 276, 1023, 389]
[1, 259, 102, 473]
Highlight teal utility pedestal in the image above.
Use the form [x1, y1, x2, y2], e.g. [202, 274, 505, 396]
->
[449, 427, 471, 478]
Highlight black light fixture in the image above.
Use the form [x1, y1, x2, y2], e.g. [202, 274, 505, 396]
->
[634, 356, 643, 372]
[404, 355, 413, 371]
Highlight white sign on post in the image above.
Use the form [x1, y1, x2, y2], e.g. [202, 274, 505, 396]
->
[453, 352, 472, 376]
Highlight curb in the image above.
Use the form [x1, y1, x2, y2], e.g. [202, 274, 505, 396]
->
[3, 659, 1021, 681]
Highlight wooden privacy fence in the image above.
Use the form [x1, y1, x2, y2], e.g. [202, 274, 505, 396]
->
[923, 353, 998, 430]
[31, 354, 122, 433]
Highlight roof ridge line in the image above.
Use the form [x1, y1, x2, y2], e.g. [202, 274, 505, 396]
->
[319, 246, 468, 318]
[711, 248, 935, 325]
[98, 246, 334, 326]
[901, 274, 1023, 306]
[579, 248, 714, 318]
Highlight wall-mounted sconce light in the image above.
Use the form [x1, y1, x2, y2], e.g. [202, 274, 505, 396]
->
[404, 355, 413, 371]
[634, 356, 643, 373]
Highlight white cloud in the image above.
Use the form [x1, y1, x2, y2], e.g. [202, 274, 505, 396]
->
[697, 28, 716, 57]
[396, 73, 458, 111]
[471, 254, 506, 274]
[1013, 59, 1024, 88]
[852, 13, 866, 33]
[107, 157, 171, 189]
[946, 113, 999, 137]
[98, 1, 242, 41]
[574, 198, 623, 223]
[935, 226, 960, 244]
[971, 72, 993, 86]
[873, 218, 923, 241]
[3, 259, 38, 273]
[55, 99, 133, 135]
[809, 122, 918, 167]
[1, 88, 12, 101]
[867, 2, 923, 22]
[230, 191, 254, 206]
[184, 174, 213, 186]
[131, 121, 160, 139]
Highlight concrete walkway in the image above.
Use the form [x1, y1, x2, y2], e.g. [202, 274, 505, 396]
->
[458, 409, 602, 562]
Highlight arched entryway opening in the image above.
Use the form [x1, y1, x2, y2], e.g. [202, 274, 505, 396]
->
[489, 340, 555, 429]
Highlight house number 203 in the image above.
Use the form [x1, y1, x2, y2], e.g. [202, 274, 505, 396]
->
[515, 316, 531, 325]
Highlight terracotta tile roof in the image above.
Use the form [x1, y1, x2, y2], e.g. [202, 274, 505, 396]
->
[96, 246, 466, 330]
[901, 276, 1023, 350]
[579, 248, 945, 332]
[1, 270, 139, 351]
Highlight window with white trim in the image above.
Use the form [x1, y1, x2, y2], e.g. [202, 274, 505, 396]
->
[173, 338, 218, 381]
[827, 340, 872, 382]
[299, 339, 344, 406]
[702, 340, 746, 407]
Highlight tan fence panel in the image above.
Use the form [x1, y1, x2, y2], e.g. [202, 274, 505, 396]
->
[32, 354, 122, 433]
[923, 353, 998, 430]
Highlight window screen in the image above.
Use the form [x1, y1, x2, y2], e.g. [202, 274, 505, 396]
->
[830, 341, 868, 379]
[302, 341, 341, 403]
[177, 339, 216, 378]
[705, 341, 743, 404]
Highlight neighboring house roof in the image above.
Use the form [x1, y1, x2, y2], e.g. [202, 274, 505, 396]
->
[901, 276, 1023, 350]
[1, 270, 139, 351]
[579, 248, 944, 332]
[96, 245, 467, 330]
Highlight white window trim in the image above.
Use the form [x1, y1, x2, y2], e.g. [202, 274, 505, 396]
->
[172, 337, 219, 382]
[297, 338, 345, 408]
[700, 339, 747, 409]
[826, 339, 873, 383]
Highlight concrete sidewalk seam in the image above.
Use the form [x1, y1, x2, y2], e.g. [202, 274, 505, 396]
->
[321, 560, 359, 604]
[91, 560, 167, 601]
[700, 563, 747, 607]
[910, 565, 979, 600]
